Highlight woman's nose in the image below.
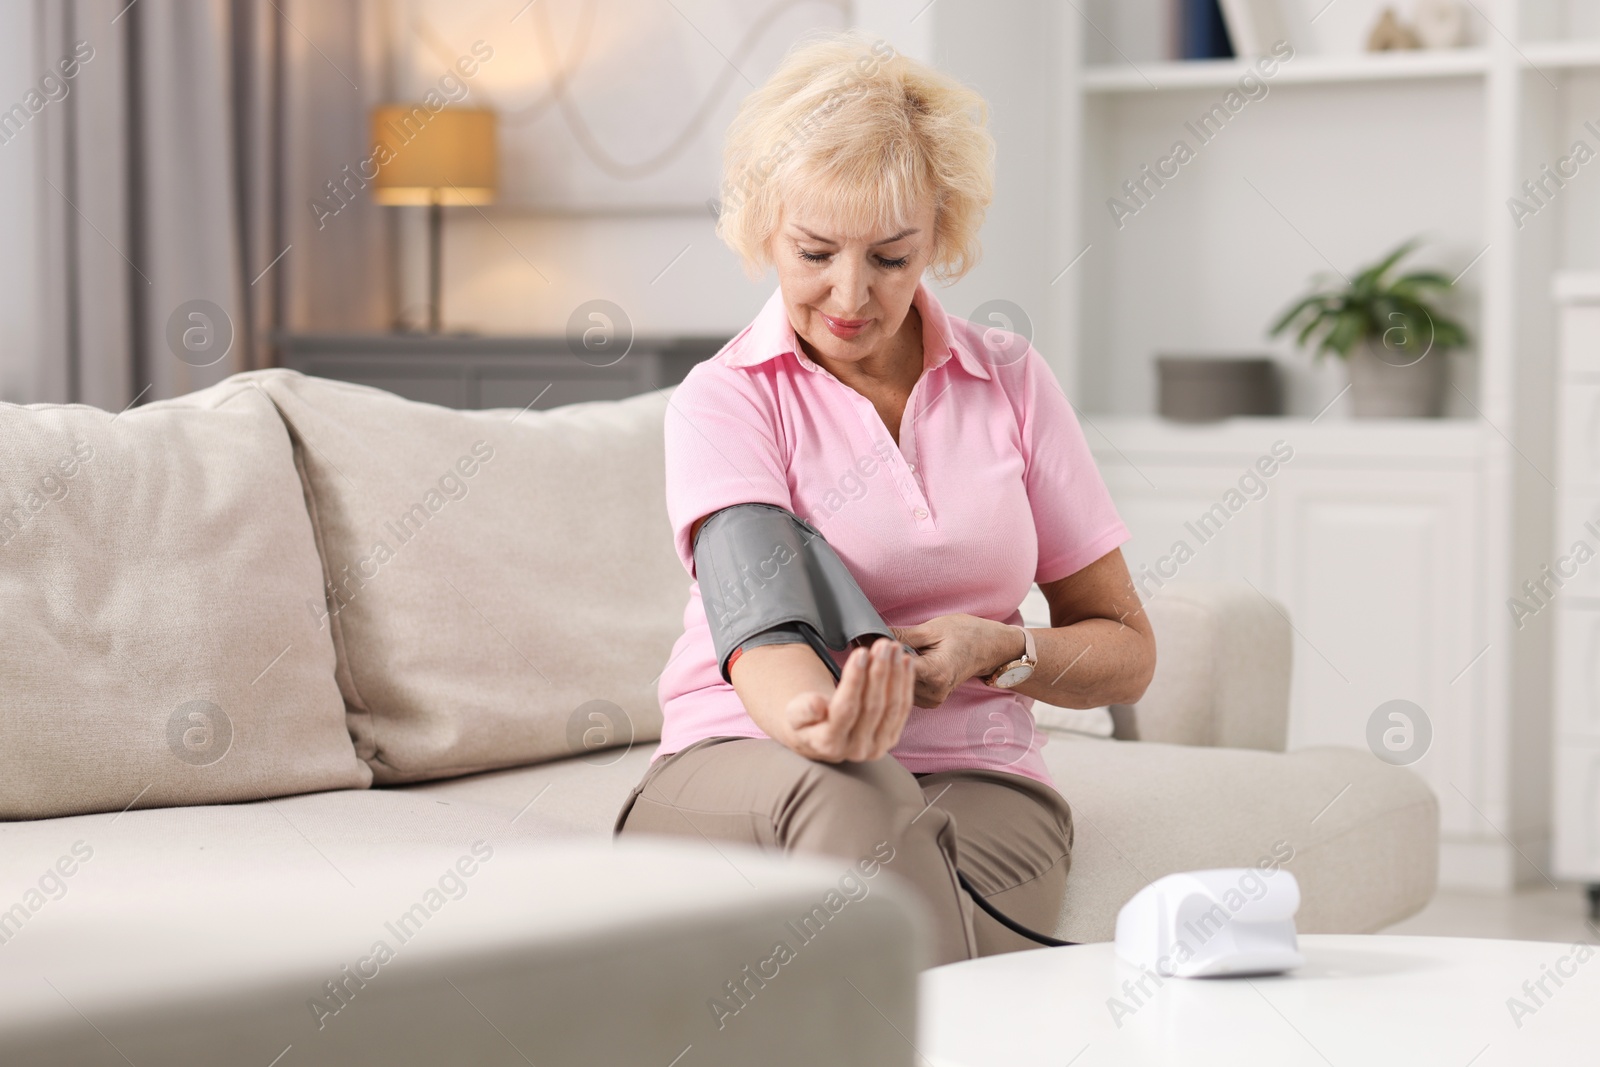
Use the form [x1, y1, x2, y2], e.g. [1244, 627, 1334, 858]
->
[831, 260, 871, 315]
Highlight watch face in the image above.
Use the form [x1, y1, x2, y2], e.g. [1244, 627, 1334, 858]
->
[994, 662, 1034, 689]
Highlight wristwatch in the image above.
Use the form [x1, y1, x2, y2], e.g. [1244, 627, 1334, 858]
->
[984, 626, 1037, 689]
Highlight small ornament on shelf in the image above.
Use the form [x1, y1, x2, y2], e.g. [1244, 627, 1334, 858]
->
[1412, 0, 1466, 49]
[1367, 7, 1421, 51]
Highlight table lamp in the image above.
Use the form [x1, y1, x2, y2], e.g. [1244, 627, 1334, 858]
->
[370, 105, 496, 333]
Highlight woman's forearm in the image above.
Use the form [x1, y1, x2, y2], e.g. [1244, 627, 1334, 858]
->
[728, 638, 916, 763]
[1007, 617, 1154, 708]
[894, 553, 1156, 711]
[729, 642, 837, 738]
[1009, 550, 1155, 708]
[896, 609, 1154, 711]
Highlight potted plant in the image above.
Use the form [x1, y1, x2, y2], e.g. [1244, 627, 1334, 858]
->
[1269, 238, 1469, 418]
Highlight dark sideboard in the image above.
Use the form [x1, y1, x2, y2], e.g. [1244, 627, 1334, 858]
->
[276, 334, 729, 411]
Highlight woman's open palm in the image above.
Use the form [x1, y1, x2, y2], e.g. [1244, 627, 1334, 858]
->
[782, 638, 914, 763]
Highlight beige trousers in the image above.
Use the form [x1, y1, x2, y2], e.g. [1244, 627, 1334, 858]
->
[613, 736, 1074, 967]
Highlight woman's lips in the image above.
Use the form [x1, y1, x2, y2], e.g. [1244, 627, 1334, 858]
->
[820, 312, 870, 339]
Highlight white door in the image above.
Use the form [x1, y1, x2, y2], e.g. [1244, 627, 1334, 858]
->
[1270, 466, 1482, 839]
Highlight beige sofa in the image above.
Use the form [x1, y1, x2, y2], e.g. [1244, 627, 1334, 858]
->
[0, 371, 1438, 1065]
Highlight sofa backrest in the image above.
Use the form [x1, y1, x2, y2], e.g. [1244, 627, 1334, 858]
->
[250, 370, 690, 785]
[0, 377, 372, 819]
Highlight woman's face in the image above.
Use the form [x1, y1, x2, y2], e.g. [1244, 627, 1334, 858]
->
[771, 198, 937, 368]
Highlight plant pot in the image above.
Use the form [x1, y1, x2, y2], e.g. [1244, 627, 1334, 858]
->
[1346, 342, 1447, 418]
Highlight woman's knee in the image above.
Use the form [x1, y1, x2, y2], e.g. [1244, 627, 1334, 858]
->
[780, 754, 941, 856]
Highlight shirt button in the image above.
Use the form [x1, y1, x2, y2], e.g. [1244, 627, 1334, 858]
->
[908, 462, 917, 472]
[914, 507, 929, 519]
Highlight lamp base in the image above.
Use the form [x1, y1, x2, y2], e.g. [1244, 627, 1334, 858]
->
[427, 200, 443, 334]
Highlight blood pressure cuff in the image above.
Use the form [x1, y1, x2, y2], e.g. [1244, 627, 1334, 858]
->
[692, 503, 897, 684]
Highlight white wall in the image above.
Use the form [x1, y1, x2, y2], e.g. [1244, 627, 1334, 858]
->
[4, 0, 1058, 398]
[437, 209, 763, 338]
[420, 0, 1068, 362]
[926, 0, 1066, 368]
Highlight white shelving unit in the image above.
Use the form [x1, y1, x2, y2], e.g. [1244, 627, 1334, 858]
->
[1081, 48, 1492, 92]
[1053, 0, 1600, 891]
[1551, 275, 1600, 908]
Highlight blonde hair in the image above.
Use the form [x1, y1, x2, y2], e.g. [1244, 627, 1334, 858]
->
[715, 32, 994, 283]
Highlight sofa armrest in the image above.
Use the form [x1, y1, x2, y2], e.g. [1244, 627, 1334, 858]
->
[0, 831, 923, 1066]
[1109, 581, 1292, 752]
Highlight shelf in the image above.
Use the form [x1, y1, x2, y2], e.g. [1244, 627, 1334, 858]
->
[1554, 272, 1600, 304]
[1081, 49, 1489, 93]
[1080, 415, 1486, 464]
[1080, 40, 1600, 93]
[1521, 39, 1600, 71]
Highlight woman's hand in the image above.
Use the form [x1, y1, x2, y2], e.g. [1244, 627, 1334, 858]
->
[776, 637, 914, 763]
[892, 614, 1020, 708]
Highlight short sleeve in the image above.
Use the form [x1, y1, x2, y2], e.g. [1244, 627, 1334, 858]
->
[1017, 347, 1130, 584]
[664, 363, 792, 575]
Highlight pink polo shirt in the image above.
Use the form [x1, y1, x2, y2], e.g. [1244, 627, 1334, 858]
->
[655, 281, 1129, 786]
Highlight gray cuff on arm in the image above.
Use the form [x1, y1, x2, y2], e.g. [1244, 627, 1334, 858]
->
[693, 503, 897, 685]
[736, 623, 810, 652]
[724, 624, 813, 683]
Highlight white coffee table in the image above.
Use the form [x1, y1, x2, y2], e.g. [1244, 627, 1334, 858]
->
[919, 934, 1598, 1066]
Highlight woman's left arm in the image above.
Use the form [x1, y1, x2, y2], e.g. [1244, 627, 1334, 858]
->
[1010, 547, 1155, 708]
[894, 547, 1156, 709]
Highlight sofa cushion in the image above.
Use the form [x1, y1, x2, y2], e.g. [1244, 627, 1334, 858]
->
[1042, 735, 1438, 940]
[408, 734, 1440, 942]
[0, 378, 371, 819]
[404, 743, 657, 835]
[248, 370, 690, 784]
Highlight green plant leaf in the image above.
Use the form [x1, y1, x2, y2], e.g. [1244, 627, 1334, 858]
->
[1269, 237, 1471, 358]
[1431, 318, 1469, 349]
[1296, 313, 1327, 350]
[1270, 293, 1334, 337]
[1365, 238, 1422, 284]
[1392, 270, 1453, 290]
[1324, 309, 1366, 358]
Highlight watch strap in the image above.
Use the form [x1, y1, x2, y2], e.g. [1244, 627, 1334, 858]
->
[985, 626, 1036, 686]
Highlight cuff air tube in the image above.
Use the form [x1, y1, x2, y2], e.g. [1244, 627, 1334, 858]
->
[692, 503, 898, 684]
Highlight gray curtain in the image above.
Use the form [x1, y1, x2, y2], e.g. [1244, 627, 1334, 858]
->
[34, 0, 392, 409]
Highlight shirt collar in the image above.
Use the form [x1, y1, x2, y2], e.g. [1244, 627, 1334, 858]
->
[720, 280, 992, 381]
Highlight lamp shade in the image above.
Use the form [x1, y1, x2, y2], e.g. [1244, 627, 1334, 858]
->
[369, 105, 496, 206]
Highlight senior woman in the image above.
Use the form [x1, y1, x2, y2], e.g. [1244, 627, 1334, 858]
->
[614, 33, 1155, 966]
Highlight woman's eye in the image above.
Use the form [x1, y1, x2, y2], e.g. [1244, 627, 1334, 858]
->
[795, 248, 909, 269]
